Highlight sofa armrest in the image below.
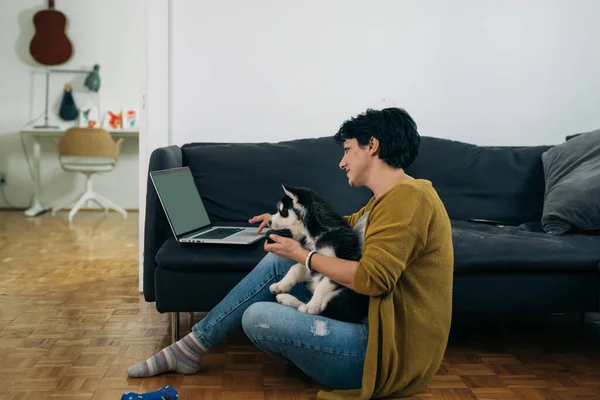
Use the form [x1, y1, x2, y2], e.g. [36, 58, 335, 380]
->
[143, 145, 183, 302]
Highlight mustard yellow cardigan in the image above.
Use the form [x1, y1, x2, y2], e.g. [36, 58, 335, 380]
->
[318, 179, 454, 399]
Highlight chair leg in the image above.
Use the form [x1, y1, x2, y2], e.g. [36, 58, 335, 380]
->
[94, 192, 127, 219]
[68, 191, 92, 223]
[64, 174, 127, 221]
[67, 174, 94, 222]
[50, 191, 80, 215]
[88, 193, 109, 213]
[171, 312, 180, 344]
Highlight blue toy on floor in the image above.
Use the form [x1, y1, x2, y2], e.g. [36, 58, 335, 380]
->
[121, 386, 178, 400]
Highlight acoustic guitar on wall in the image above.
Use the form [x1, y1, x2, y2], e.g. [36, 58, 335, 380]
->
[29, 0, 73, 66]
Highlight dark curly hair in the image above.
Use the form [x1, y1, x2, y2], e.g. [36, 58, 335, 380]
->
[334, 107, 420, 169]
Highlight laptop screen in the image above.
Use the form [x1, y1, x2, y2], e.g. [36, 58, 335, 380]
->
[150, 167, 211, 236]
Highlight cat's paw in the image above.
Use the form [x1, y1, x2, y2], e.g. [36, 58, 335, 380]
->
[298, 302, 321, 315]
[269, 282, 290, 294]
[276, 293, 303, 309]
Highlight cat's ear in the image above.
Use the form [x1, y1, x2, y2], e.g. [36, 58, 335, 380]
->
[281, 184, 298, 203]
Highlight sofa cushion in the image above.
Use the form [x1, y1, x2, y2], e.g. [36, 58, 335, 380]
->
[405, 137, 552, 224]
[182, 137, 373, 223]
[541, 129, 600, 235]
[156, 236, 267, 272]
[156, 220, 600, 276]
[452, 220, 600, 274]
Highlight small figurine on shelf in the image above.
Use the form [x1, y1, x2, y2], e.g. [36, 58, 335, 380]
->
[59, 83, 78, 121]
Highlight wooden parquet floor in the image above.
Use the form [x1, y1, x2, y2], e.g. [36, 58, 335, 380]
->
[2, 210, 600, 399]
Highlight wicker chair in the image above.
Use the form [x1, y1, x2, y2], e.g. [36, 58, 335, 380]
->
[51, 127, 127, 222]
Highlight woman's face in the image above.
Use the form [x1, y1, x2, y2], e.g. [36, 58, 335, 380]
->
[338, 139, 371, 187]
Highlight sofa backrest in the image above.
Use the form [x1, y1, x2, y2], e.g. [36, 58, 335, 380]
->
[182, 137, 373, 222]
[405, 137, 553, 224]
[181, 135, 553, 225]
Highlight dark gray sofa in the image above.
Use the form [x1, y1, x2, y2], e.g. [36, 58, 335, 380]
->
[142, 135, 600, 340]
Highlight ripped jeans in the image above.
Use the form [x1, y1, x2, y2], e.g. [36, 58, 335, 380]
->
[191, 252, 368, 390]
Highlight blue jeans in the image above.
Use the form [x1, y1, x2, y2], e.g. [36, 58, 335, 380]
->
[191, 252, 368, 390]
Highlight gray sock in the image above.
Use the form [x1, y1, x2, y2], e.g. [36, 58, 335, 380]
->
[127, 332, 207, 377]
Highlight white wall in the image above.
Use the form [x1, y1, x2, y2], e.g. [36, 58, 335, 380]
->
[169, 0, 600, 147]
[0, 0, 146, 209]
[139, 0, 172, 291]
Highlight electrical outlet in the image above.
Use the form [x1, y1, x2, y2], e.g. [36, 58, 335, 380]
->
[0, 173, 5, 185]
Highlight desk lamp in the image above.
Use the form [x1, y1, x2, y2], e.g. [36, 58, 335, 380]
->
[34, 64, 101, 129]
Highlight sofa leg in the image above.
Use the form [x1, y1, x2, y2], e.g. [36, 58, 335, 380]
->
[171, 312, 180, 343]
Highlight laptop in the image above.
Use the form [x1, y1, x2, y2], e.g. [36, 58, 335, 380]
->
[149, 167, 266, 245]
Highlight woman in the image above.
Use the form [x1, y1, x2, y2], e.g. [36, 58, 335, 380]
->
[128, 107, 454, 399]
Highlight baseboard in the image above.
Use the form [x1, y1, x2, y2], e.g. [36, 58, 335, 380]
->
[0, 207, 139, 212]
[53, 208, 140, 213]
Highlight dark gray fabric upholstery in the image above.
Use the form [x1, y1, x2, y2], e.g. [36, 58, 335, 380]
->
[180, 136, 552, 225]
[451, 220, 600, 274]
[182, 137, 373, 223]
[154, 220, 600, 276]
[156, 228, 267, 272]
[452, 272, 600, 313]
[541, 129, 600, 235]
[405, 137, 552, 224]
[143, 145, 182, 302]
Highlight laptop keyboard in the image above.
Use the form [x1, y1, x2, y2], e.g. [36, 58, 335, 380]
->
[192, 228, 244, 240]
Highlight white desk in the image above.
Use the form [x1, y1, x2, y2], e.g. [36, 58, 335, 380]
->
[19, 122, 139, 217]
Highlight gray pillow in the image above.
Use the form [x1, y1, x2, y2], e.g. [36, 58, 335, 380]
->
[541, 129, 600, 235]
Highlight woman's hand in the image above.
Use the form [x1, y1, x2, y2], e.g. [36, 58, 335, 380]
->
[248, 213, 272, 233]
[264, 233, 307, 263]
